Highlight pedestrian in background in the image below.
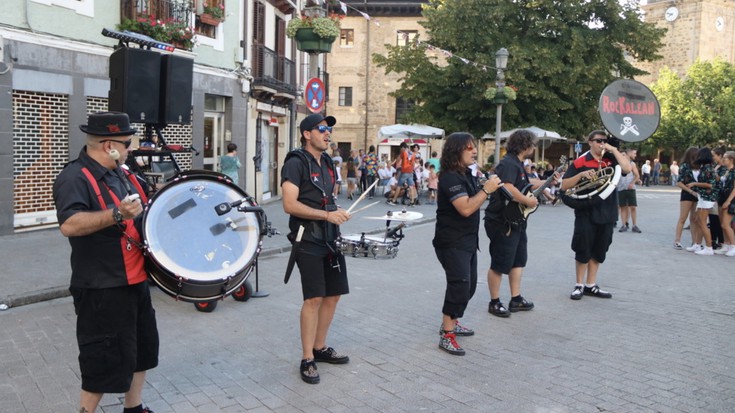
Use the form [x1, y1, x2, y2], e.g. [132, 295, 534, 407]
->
[653, 158, 661, 185]
[676, 147, 702, 251]
[687, 147, 718, 256]
[716, 151, 735, 256]
[669, 161, 679, 187]
[218, 143, 241, 185]
[641, 160, 651, 186]
[617, 148, 642, 233]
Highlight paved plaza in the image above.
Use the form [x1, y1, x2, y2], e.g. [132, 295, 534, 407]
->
[1, 187, 734, 412]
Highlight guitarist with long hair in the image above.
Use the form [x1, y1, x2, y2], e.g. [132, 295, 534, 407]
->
[484, 129, 557, 317]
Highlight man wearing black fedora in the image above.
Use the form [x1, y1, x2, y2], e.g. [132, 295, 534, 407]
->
[53, 111, 159, 413]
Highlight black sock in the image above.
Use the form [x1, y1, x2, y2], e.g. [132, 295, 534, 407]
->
[490, 298, 500, 304]
[510, 295, 523, 303]
[123, 405, 143, 413]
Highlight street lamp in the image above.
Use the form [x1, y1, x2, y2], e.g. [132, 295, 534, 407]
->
[494, 48, 509, 167]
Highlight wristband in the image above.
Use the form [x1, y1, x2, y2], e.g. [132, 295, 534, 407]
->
[482, 188, 491, 197]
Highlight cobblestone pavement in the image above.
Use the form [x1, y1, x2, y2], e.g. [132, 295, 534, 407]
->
[1, 188, 734, 412]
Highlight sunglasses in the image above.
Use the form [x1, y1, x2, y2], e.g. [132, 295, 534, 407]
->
[590, 139, 608, 144]
[312, 125, 333, 133]
[101, 139, 132, 148]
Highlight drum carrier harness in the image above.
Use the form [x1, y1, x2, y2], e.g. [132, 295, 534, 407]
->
[285, 148, 342, 258]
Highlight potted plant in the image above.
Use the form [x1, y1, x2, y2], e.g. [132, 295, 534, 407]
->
[484, 85, 518, 104]
[286, 0, 343, 53]
[200, 1, 225, 25]
[117, 16, 196, 51]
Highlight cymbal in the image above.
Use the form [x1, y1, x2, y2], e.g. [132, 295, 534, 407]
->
[363, 211, 423, 221]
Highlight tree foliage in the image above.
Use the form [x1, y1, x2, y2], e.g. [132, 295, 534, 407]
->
[373, 0, 665, 139]
[649, 60, 735, 152]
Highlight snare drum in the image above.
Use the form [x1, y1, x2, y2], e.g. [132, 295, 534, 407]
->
[143, 170, 263, 302]
[337, 234, 400, 259]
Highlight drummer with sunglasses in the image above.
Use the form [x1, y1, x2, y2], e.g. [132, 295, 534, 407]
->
[281, 113, 352, 384]
[53, 112, 158, 413]
[561, 130, 630, 301]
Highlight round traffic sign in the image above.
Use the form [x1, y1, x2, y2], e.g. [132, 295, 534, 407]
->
[305, 78, 326, 113]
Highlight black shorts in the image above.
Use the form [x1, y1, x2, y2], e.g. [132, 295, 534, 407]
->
[680, 190, 698, 202]
[70, 282, 159, 393]
[617, 189, 637, 207]
[485, 218, 527, 274]
[296, 243, 349, 300]
[571, 214, 614, 264]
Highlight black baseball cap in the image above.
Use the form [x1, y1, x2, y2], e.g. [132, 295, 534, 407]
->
[299, 113, 336, 136]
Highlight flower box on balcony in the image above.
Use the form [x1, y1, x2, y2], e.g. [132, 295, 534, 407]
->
[293, 28, 336, 53]
[200, 13, 221, 26]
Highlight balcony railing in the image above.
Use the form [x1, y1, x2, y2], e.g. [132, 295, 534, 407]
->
[251, 44, 298, 98]
[121, 0, 192, 24]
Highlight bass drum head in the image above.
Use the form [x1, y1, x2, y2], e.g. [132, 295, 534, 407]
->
[143, 170, 261, 301]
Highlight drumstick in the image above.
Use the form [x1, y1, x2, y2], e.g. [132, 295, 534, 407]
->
[348, 201, 379, 216]
[345, 179, 379, 214]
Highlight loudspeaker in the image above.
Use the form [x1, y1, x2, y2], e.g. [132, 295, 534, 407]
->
[108, 47, 161, 123]
[160, 54, 194, 124]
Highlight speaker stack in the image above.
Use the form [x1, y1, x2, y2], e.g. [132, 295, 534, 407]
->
[108, 47, 193, 125]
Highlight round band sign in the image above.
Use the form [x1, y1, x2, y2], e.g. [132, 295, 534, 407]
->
[598, 79, 660, 142]
[305, 78, 326, 113]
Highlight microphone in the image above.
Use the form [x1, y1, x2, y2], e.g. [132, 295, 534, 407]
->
[214, 198, 264, 216]
[385, 223, 406, 239]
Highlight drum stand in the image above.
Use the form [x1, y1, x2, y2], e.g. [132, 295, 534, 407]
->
[251, 257, 268, 298]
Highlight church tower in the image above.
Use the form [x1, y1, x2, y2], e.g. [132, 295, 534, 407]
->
[637, 0, 735, 84]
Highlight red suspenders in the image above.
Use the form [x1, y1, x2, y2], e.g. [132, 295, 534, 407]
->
[80, 167, 148, 285]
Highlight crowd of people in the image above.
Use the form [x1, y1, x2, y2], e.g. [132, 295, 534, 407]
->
[54, 112, 735, 410]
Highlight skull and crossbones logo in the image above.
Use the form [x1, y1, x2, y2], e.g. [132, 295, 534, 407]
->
[620, 117, 640, 136]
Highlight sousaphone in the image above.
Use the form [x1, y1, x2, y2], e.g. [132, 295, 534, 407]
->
[563, 79, 661, 207]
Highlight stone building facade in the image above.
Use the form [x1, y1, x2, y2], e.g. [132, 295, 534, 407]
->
[638, 0, 735, 84]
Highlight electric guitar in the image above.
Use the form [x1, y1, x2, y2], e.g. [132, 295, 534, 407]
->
[503, 156, 567, 225]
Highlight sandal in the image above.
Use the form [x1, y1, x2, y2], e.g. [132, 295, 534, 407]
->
[300, 359, 319, 384]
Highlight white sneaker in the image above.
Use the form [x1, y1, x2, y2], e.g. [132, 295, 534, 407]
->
[695, 246, 714, 256]
[714, 244, 732, 255]
[726, 247, 735, 257]
[686, 244, 702, 252]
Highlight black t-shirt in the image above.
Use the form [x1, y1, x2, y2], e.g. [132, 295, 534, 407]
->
[53, 148, 147, 289]
[432, 168, 480, 253]
[280, 149, 339, 248]
[485, 154, 528, 221]
[563, 151, 620, 224]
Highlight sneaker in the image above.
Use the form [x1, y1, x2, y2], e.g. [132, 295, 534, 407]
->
[386, 200, 397, 206]
[488, 301, 511, 318]
[141, 408, 154, 413]
[686, 244, 703, 252]
[631, 225, 642, 233]
[438, 332, 465, 356]
[618, 224, 628, 232]
[438, 321, 475, 336]
[300, 359, 320, 384]
[726, 247, 735, 257]
[570, 285, 584, 300]
[508, 297, 535, 312]
[673, 242, 683, 250]
[313, 346, 349, 364]
[714, 244, 732, 255]
[694, 246, 714, 256]
[583, 284, 613, 298]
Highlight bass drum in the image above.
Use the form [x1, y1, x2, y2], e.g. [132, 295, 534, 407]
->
[143, 170, 262, 302]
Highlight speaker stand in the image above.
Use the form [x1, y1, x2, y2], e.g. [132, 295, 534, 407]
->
[251, 257, 269, 298]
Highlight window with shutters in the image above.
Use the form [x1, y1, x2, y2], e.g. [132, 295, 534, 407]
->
[339, 87, 352, 106]
[340, 29, 354, 47]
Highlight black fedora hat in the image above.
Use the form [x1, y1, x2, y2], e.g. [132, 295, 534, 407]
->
[79, 112, 138, 137]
